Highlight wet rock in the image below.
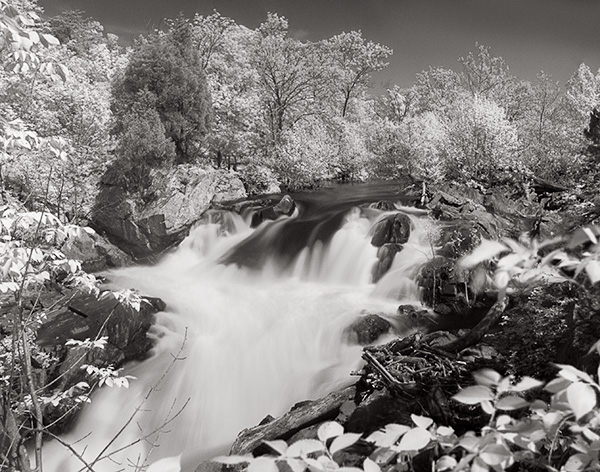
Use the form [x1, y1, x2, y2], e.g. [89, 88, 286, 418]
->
[371, 213, 411, 247]
[346, 314, 395, 345]
[394, 305, 440, 334]
[274, 195, 295, 216]
[196, 209, 241, 236]
[346, 389, 411, 436]
[249, 195, 295, 227]
[371, 200, 396, 211]
[372, 243, 403, 282]
[93, 165, 246, 260]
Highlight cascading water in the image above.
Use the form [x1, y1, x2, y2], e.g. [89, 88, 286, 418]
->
[41, 187, 437, 472]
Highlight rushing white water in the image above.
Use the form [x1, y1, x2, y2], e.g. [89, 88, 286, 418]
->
[41, 203, 435, 472]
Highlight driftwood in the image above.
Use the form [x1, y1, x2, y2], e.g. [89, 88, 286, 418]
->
[230, 385, 356, 455]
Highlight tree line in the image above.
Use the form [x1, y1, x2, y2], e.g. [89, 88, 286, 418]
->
[1, 1, 600, 218]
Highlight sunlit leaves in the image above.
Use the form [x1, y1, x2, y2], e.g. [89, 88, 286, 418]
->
[318, 421, 344, 442]
[453, 385, 495, 405]
[329, 433, 362, 455]
[566, 382, 596, 420]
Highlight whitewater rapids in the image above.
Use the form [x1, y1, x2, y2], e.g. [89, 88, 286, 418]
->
[41, 200, 437, 472]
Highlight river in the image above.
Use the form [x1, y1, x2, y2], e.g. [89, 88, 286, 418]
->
[42, 182, 437, 472]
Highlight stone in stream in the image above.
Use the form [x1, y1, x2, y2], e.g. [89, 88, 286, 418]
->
[250, 194, 296, 227]
[372, 243, 403, 282]
[370, 213, 412, 247]
[346, 306, 441, 346]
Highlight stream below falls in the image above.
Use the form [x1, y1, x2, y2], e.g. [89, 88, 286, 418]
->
[42, 183, 439, 472]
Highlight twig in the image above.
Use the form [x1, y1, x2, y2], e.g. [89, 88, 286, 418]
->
[77, 329, 189, 471]
[44, 431, 95, 472]
[363, 350, 405, 391]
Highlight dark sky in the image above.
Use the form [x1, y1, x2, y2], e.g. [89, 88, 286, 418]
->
[38, 0, 600, 90]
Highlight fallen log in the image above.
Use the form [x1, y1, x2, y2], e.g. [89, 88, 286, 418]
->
[229, 385, 356, 455]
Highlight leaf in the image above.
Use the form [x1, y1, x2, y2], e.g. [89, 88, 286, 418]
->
[555, 364, 593, 383]
[473, 369, 502, 387]
[304, 457, 325, 471]
[567, 382, 596, 420]
[568, 226, 600, 248]
[458, 435, 479, 453]
[329, 433, 362, 455]
[459, 240, 507, 269]
[318, 421, 344, 442]
[263, 439, 287, 455]
[366, 423, 410, 447]
[248, 457, 278, 472]
[146, 455, 181, 472]
[471, 457, 488, 472]
[495, 396, 529, 410]
[452, 386, 494, 405]
[479, 444, 513, 467]
[436, 426, 455, 436]
[363, 457, 381, 472]
[510, 376, 544, 392]
[584, 260, 600, 284]
[481, 400, 496, 415]
[562, 453, 590, 472]
[435, 455, 458, 471]
[395, 428, 431, 452]
[286, 458, 307, 472]
[582, 227, 598, 244]
[41, 33, 60, 46]
[545, 376, 571, 393]
[286, 439, 324, 457]
[411, 414, 433, 429]
[212, 455, 251, 465]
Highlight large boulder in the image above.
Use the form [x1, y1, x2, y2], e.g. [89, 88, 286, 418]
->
[36, 290, 165, 433]
[371, 213, 412, 247]
[93, 165, 246, 260]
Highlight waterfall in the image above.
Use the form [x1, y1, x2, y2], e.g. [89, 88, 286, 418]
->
[41, 196, 436, 472]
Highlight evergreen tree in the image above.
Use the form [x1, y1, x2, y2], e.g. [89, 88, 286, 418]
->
[112, 16, 212, 163]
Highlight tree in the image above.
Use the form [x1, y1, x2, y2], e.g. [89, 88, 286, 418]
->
[410, 66, 462, 114]
[195, 15, 263, 169]
[112, 16, 212, 162]
[325, 30, 392, 117]
[114, 90, 176, 190]
[46, 9, 109, 57]
[253, 13, 329, 143]
[191, 10, 236, 71]
[444, 95, 523, 183]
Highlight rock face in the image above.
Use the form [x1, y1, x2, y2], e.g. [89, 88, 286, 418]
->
[93, 165, 246, 260]
[36, 290, 165, 432]
[60, 228, 132, 272]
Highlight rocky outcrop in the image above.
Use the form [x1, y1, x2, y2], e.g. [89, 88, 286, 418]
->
[93, 165, 246, 260]
[60, 228, 132, 272]
[36, 290, 165, 432]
